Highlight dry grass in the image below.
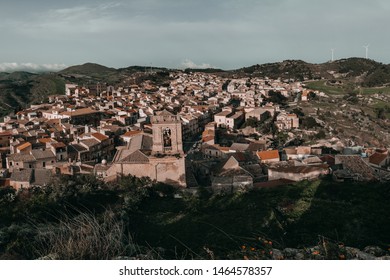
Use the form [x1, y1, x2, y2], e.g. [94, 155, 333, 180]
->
[35, 209, 135, 260]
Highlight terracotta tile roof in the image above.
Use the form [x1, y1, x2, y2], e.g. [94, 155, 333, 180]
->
[122, 130, 142, 137]
[119, 150, 149, 164]
[31, 149, 56, 160]
[0, 131, 12, 136]
[80, 138, 100, 148]
[38, 138, 54, 144]
[335, 155, 376, 180]
[92, 132, 108, 141]
[16, 142, 32, 151]
[62, 107, 98, 117]
[247, 142, 266, 152]
[51, 142, 66, 148]
[68, 144, 87, 152]
[257, 150, 280, 160]
[202, 136, 215, 143]
[8, 153, 36, 162]
[10, 169, 33, 182]
[202, 129, 215, 137]
[369, 152, 388, 166]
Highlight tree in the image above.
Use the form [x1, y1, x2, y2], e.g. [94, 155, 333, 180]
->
[260, 111, 271, 123]
[266, 90, 288, 105]
[243, 117, 259, 128]
[316, 130, 326, 139]
[291, 108, 305, 117]
[376, 107, 387, 120]
[308, 91, 317, 100]
[302, 116, 319, 129]
[343, 92, 359, 104]
[276, 132, 289, 147]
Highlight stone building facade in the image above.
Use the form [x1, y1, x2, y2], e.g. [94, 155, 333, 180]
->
[105, 110, 186, 187]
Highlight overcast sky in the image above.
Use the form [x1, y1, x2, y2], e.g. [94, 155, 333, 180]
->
[1, 0, 389, 71]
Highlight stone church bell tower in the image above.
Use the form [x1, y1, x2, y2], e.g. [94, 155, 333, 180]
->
[151, 110, 183, 155]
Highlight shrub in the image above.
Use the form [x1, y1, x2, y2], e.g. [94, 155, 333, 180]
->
[35, 209, 135, 260]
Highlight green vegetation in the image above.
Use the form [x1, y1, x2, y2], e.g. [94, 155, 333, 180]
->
[306, 80, 390, 97]
[301, 116, 321, 129]
[1, 175, 389, 259]
[59, 63, 116, 77]
[264, 90, 288, 105]
[306, 81, 346, 95]
[359, 87, 390, 94]
[0, 73, 65, 117]
[238, 60, 313, 80]
[242, 112, 271, 129]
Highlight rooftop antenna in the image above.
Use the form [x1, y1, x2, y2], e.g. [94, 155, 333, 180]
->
[363, 44, 369, 59]
[331, 48, 335, 62]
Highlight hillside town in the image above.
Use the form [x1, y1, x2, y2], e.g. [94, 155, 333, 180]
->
[0, 70, 389, 192]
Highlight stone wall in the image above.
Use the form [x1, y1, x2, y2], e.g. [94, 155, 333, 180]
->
[106, 156, 186, 187]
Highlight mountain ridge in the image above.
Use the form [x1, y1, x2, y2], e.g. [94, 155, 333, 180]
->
[1, 57, 390, 118]
[44, 58, 390, 88]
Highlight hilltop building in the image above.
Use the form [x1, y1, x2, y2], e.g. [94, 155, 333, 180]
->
[103, 110, 186, 187]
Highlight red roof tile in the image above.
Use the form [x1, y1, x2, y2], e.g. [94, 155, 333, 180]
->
[257, 150, 279, 160]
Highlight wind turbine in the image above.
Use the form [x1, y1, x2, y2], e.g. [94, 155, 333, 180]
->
[331, 48, 335, 62]
[363, 44, 369, 59]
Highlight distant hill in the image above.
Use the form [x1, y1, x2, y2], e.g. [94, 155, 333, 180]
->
[235, 58, 390, 86]
[0, 71, 38, 82]
[0, 73, 65, 118]
[118, 65, 169, 73]
[184, 68, 226, 74]
[237, 60, 315, 80]
[59, 63, 116, 76]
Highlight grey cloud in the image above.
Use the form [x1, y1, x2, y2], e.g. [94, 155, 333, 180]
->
[181, 59, 213, 69]
[1, 0, 390, 70]
[0, 63, 67, 73]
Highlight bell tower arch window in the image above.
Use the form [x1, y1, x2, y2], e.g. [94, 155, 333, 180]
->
[163, 128, 172, 149]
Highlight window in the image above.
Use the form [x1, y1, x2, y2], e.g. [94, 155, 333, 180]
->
[43, 162, 46, 167]
[163, 128, 172, 148]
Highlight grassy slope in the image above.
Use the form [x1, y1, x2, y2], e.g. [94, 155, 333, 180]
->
[131, 179, 390, 259]
[305, 81, 346, 95]
[1, 177, 389, 259]
[0, 74, 65, 118]
[306, 80, 390, 95]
